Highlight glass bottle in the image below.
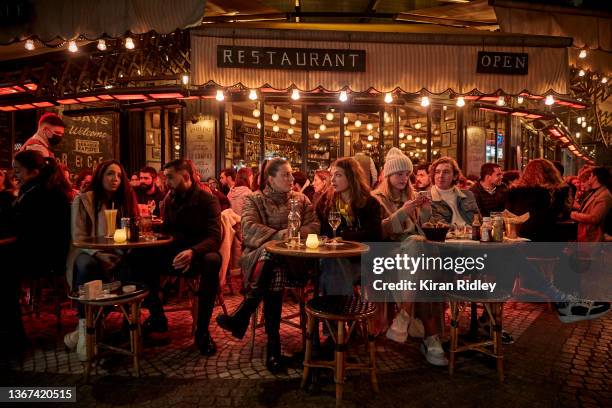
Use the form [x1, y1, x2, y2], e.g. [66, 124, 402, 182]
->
[471, 214, 481, 241]
[480, 217, 492, 242]
[287, 198, 302, 248]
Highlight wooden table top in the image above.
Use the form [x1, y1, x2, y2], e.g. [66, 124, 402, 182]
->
[264, 239, 369, 259]
[72, 234, 173, 250]
[0, 236, 16, 246]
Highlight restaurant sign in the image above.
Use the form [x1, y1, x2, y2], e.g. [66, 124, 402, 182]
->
[476, 51, 528, 75]
[217, 45, 366, 72]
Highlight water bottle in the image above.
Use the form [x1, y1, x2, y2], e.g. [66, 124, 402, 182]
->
[287, 198, 301, 248]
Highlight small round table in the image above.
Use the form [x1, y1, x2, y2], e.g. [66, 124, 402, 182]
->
[69, 283, 149, 381]
[72, 234, 173, 250]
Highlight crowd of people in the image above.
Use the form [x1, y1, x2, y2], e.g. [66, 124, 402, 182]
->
[1, 112, 611, 374]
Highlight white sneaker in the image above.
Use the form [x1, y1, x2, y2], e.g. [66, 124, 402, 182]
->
[556, 300, 610, 323]
[386, 309, 410, 343]
[76, 319, 87, 362]
[63, 329, 79, 350]
[421, 335, 448, 366]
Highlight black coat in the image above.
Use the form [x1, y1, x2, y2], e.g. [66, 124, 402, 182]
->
[161, 183, 221, 257]
[316, 195, 383, 242]
[506, 186, 566, 242]
[13, 179, 71, 277]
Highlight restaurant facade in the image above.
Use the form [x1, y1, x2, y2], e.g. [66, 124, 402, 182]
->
[0, 23, 593, 179]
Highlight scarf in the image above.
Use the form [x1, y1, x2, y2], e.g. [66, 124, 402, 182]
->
[262, 183, 290, 205]
[336, 196, 354, 227]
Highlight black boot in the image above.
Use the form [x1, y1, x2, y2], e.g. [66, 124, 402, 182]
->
[216, 296, 260, 339]
[264, 291, 287, 374]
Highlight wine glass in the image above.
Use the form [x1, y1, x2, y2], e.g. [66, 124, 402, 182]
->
[148, 200, 156, 216]
[328, 210, 341, 242]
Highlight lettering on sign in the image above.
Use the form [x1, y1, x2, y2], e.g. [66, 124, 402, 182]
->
[218, 46, 366, 72]
[476, 51, 528, 75]
[186, 119, 215, 179]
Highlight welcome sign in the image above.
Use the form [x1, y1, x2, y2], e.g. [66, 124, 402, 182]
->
[217, 45, 366, 72]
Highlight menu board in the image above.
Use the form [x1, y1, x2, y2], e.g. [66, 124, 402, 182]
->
[465, 126, 486, 178]
[0, 112, 12, 168]
[186, 118, 215, 179]
[51, 113, 116, 173]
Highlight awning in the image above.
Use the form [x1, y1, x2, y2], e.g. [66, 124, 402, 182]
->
[0, 0, 205, 44]
[191, 24, 571, 96]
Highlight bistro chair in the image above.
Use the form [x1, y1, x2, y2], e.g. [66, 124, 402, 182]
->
[301, 295, 378, 407]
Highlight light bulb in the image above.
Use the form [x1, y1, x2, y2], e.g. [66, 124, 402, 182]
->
[272, 125, 279, 132]
[354, 119, 362, 128]
[582, 121, 586, 128]
[367, 135, 373, 141]
[443, 105, 447, 111]
[456, 96, 465, 107]
[325, 112, 334, 121]
[576, 132, 581, 138]
[319, 123, 326, 131]
[420, 96, 430, 107]
[25, 39, 35, 50]
[314, 133, 320, 139]
[271, 112, 279, 122]
[344, 130, 351, 136]
[415, 152, 419, 157]
[414, 123, 421, 130]
[175, 144, 181, 151]
[602, 77, 608, 84]
[288, 128, 294, 135]
[68, 40, 78, 52]
[182, 74, 189, 85]
[383, 130, 388, 136]
[545, 95, 554, 105]
[252, 108, 260, 118]
[577, 117, 582, 124]
[384, 116, 391, 123]
[343, 117, 349, 125]
[433, 150, 438, 155]
[399, 132, 404, 138]
[289, 116, 296, 125]
[422, 149, 427, 152]
[291, 89, 300, 100]
[496, 96, 505, 106]
[215, 90, 225, 101]
[579, 49, 587, 59]
[578, 69, 585, 77]
[125, 37, 135, 49]
[415, 137, 421, 143]
[422, 139, 427, 145]
[409, 151, 414, 157]
[256, 122, 261, 129]
[384, 92, 393, 104]
[366, 143, 372, 148]
[400, 143, 406, 148]
[97, 39, 106, 51]
[249, 89, 258, 100]
[587, 126, 592, 132]
[339, 90, 348, 102]
[366, 123, 373, 131]
[517, 96, 524, 104]
[407, 134, 413, 141]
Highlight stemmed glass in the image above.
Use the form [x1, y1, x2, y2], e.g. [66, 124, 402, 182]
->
[328, 210, 341, 242]
[148, 200, 156, 216]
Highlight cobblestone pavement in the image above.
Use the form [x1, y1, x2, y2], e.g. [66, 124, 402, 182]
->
[3, 291, 611, 407]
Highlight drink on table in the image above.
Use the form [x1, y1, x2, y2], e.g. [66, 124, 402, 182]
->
[104, 208, 118, 238]
[287, 198, 302, 248]
[328, 210, 341, 241]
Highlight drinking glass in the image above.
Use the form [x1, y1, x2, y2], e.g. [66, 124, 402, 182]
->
[328, 211, 341, 241]
[148, 200, 156, 216]
[139, 215, 154, 241]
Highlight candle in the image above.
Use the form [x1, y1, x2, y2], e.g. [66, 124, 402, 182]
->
[305, 233, 319, 249]
[113, 228, 127, 243]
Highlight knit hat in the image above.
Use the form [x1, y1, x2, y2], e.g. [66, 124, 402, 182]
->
[383, 147, 413, 177]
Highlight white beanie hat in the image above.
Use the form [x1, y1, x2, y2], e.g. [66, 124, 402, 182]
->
[383, 147, 413, 177]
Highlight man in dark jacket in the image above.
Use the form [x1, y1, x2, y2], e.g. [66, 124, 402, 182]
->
[162, 159, 222, 355]
[470, 163, 507, 217]
[136, 166, 166, 216]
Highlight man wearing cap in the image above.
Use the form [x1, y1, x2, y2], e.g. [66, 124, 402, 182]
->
[19, 112, 65, 158]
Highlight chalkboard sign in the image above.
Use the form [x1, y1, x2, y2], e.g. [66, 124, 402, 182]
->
[0, 112, 12, 168]
[51, 113, 116, 173]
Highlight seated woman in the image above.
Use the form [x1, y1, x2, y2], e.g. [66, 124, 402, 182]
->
[216, 158, 319, 373]
[227, 167, 254, 216]
[64, 160, 139, 361]
[11, 151, 71, 349]
[316, 157, 383, 297]
[312, 169, 331, 207]
[371, 148, 429, 343]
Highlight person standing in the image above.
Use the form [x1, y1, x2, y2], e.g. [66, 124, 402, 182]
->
[571, 167, 612, 242]
[470, 163, 507, 217]
[352, 140, 378, 187]
[136, 166, 166, 216]
[19, 112, 65, 158]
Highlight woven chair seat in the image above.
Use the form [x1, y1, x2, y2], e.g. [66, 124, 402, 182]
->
[306, 295, 376, 320]
[445, 290, 512, 303]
